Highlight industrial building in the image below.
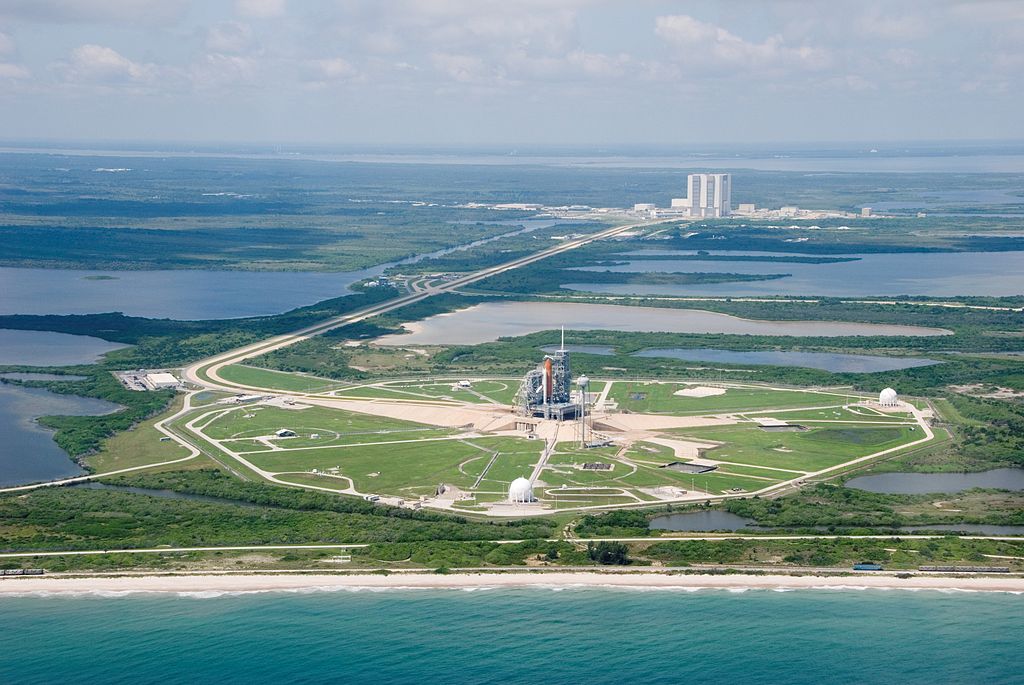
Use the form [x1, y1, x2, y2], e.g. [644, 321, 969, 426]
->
[671, 173, 732, 218]
[515, 334, 577, 420]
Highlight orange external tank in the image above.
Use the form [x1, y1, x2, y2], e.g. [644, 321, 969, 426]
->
[544, 358, 553, 399]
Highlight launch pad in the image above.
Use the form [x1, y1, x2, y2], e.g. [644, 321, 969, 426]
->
[514, 332, 579, 420]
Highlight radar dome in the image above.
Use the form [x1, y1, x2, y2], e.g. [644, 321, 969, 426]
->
[879, 387, 899, 406]
[508, 477, 534, 503]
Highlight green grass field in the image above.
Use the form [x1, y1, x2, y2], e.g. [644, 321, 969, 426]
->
[609, 382, 852, 415]
[240, 435, 541, 495]
[218, 365, 347, 393]
[674, 423, 921, 472]
[199, 405, 435, 442]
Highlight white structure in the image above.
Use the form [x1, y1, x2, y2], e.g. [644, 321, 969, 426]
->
[508, 477, 534, 503]
[671, 173, 731, 218]
[633, 203, 656, 212]
[879, 388, 899, 407]
[143, 372, 179, 390]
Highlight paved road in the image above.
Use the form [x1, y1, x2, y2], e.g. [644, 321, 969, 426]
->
[185, 217, 660, 394]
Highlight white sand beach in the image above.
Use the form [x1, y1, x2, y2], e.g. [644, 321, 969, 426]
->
[2, 571, 1022, 595]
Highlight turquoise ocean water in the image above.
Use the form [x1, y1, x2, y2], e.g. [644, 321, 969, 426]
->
[1, 588, 1021, 684]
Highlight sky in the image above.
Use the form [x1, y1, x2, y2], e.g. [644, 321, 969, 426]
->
[0, 0, 1022, 146]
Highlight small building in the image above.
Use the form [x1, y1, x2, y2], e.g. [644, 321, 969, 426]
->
[633, 203, 656, 212]
[861, 207, 872, 217]
[143, 372, 180, 390]
[275, 429, 296, 438]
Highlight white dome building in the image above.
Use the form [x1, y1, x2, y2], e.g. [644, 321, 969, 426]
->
[879, 387, 899, 407]
[508, 477, 534, 503]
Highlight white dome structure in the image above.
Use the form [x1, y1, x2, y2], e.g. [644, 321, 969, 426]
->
[508, 477, 534, 503]
[879, 387, 899, 407]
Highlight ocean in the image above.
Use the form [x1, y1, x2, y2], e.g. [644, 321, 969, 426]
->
[1, 588, 1020, 684]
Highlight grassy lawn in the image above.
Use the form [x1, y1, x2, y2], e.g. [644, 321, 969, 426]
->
[758, 406, 913, 423]
[242, 436, 540, 495]
[84, 396, 195, 472]
[610, 382, 849, 415]
[675, 423, 922, 472]
[199, 405, 432, 441]
[218, 365, 347, 393]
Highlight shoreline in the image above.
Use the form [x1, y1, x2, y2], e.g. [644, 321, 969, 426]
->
[2, 571, 1023, 596]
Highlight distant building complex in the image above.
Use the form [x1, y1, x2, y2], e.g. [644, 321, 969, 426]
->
[672, 173, 732, 218]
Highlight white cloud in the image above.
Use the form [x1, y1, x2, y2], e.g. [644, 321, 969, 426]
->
[855, 8, 929, 41]
[0, 31, 15, 56]
[235, 0, 285, 19]
[205, 22, 254, 54]
[190, 52, 257, 89]
[430, 52, 490, 83]
[0, 0, 189, 25]
[314, 57, 356, 80]
[61, 44, 157, 83]
[655, 14, 831, 72]
[0, 62, 29, 79]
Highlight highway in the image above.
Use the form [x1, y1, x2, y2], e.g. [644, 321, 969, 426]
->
[185, 217, 661, 393]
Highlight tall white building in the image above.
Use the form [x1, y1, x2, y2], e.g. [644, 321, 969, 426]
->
[671, 173, 732, 217]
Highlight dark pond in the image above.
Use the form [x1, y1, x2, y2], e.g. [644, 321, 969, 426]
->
[845, 469, 1024, 494]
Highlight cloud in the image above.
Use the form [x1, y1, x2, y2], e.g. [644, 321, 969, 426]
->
[205, 21, 255, 54]
[0, 31, 15, 56]
[60, 44, 157, 83]
[430, 52, 490, 83]
[0, 0, 188, 25]
[0, 62, 29, 79]
[654, 14, 831, 72]
[313, 57, 356, 80]
[235, 0, 285, 19]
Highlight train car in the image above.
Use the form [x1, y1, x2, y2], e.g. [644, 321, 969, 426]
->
[853, 563, 884, 571]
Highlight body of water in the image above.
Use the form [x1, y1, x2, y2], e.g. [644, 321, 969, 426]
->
[0, 373, 88, 381]
[633, 348, 940, 373]
[376, 301, 950, 346]
[0, 219, 572, 320]
[0, 589, 1021, 684]
[0, 329, 128, 366]
[845, 468, 1024, 494]
[0, 384, 120, 487]
[649, 510, 755, 532]
[566, 250, 1024, 298]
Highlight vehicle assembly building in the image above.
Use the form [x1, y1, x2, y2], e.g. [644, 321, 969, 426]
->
[515, 334, 578, 420]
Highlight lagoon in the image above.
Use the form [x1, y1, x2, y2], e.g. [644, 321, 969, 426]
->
[0, 219, 574, 320]
[566, 250, 1024, 298]
[0, 329, 128, 366]
[0, 383, 120, 487]
[376, 301, 951, 346]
